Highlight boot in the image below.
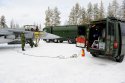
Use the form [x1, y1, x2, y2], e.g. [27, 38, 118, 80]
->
[22, 48, 25, 51]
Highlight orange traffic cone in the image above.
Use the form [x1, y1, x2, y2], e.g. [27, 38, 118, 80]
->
[81, 49, 85, 57]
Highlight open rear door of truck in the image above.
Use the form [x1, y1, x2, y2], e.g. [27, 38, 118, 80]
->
[105, 19, 115, 55]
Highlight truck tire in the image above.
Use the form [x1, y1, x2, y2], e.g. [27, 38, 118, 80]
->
[68, 39, 73, 44]
[46, 39, 50, 43]
[54, 39, 58, 43]
[91, 53, 98, 57]
[43, 39, 46, 41]
[59, 40, 63, 43]
[114, 55, 124, 62]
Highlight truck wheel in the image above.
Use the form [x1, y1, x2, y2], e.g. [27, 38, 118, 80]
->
[68, 39, 73, 44]
[46, 39, 50, 43]
[54, 39, 58, 43]
[43, 39, 46, 41]
[59, 40, 63, 43]
[91, 54, 98, 57]
[114, 55, 124, 62]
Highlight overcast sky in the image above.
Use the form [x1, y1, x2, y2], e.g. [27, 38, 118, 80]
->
[0, 0, 122, 27]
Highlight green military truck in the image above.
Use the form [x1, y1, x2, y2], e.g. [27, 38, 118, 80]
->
[76, 17, 125, 62]
[43, 25, 87, 44]
[86, 17, 125, 62]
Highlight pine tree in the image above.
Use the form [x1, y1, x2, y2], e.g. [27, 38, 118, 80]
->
[86, 2, 93, 23]
[93, 3, 99, 21]
[107, 3, 114, 17]
[74, 3, 81, 25]
[68, 6, 75, 25]
[0, 15, 6, 28]
[45, 7, 53, 26]
[45, 7, 61, 26]
[79, 7, 86, 24]
[52, 7, 61, 26]
[68, 3, 81, 25]
[117, 6, 123, 19]
[112, 0, 119, 17]
[122, 0, 125, 18]
[99, 1, 105, 19]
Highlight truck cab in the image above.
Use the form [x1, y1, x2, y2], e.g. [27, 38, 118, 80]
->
[87, 17, 125, 62]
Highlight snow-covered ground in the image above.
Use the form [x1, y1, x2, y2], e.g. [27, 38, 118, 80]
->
[0, 40, 125, 83]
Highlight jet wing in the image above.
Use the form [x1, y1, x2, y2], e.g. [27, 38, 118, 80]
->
[40, 31, 61, 39]
[0, 36, 14, 43]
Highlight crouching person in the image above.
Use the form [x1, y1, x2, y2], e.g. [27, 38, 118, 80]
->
[28, 38, 34, 48]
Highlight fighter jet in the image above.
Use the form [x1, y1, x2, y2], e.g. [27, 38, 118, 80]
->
[0, 28, 61, 44]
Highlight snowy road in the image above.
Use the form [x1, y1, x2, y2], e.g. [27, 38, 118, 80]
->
[0, 41, 125, 83]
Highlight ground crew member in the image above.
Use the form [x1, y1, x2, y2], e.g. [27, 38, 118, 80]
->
[34, 26, 40, 47]
[28, 38, 34, 48]
[34, 31, 40, 47]
[21, 32, 26, 51]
